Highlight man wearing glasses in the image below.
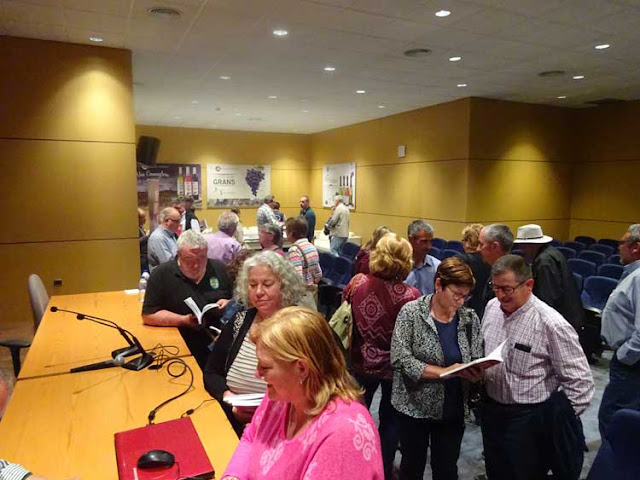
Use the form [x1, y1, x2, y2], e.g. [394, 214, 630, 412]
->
[598, 224, 640, 441]
[147, 207, 181, 272]
[481, 254, 594, 480]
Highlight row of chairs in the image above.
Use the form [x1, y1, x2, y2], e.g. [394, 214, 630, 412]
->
[573, 273, 619, 311]
[556, 248, 620, 267]
[318, 252, 355, 289]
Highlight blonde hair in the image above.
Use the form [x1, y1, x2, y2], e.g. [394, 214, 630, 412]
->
[363, 226, 391, 251]
[250, 306, 362, 416]
[369, 234, 412, 281]
[461, 223, 484, 251]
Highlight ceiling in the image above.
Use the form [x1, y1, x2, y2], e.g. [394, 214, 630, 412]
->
[2, 0, 640, 134]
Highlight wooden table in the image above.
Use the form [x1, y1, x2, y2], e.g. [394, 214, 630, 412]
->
[19, 291, 190, 379]
[0, 356, 238, 479]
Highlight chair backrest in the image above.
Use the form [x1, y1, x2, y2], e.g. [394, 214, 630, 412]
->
[428, 246, 441, 260]
[340, 242, 360, 260]
[572, 272, 583, 294]
[588, 243, 615, 257]
[575, 235, 596, 246]
[431, 237, 447, 250]
[28, 273, 49, 330]
[440, 249, 462, 260]
[598, 263, 624, 280]
[445, 240, 464, 253]
[587, 409, 640, 479]
[598, 238, 619, 250]
[564, 241, 585, 253]
[511, 248, 524, 257]
[549, 239, 562, 248]
[567, 258, 597, 278]
[581, 276, 618, 311]
[332, 256, 354, 286]
[318, 252, 335, 276]
[578, 250, 607, 267]
[609, 254, 621, 265]
[556, 246, 576, 260]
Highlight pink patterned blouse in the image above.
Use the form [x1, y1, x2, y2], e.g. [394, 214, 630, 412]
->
[223, 395, 384, 480]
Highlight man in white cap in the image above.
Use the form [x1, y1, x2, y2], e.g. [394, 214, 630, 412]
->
[514, 224, 584, 332]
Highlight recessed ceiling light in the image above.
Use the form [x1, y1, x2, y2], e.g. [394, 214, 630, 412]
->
[378, 105, 386, 109]
[573, 75, 585, 80]
[268, 95, 278, 99]
[404, 48, 431, 57]
[356, 90, 366, 94]
[273, 29, 288, 37]
[173, 116, 182, 120]
[191, 100, 199, 104]
[457, 83, 467, 87]
[595, 44, 610, 50]
[557, 96, 567, 99]
[234, 113, 243, 117]
[148, 7, 182, 19]
[324, 66, 336, 72]
[301, 110, 309, 113]
[449, 56, 462, 62]
[219, 76, 231, 80]
[89, 36, 103, 42]
[435, 10, 451, 17]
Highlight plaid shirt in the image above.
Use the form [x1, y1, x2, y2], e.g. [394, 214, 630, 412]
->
[482, 295, 594, 414]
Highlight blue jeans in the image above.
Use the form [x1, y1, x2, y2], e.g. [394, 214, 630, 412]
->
[357, 376, 397, 479]
[598, 353, 640, 440]
[330, 236, 347, 256]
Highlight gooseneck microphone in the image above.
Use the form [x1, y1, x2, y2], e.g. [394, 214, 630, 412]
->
[51, 306, 154, 373]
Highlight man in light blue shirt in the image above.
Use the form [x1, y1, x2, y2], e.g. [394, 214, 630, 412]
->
[598, 223, 640, 440]
[147, 207, 180, 272]
[405, 220, 441, 295]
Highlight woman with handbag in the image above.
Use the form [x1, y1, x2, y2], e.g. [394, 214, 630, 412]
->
[343, 234, 420, 479]
[390, 257, 484, 480]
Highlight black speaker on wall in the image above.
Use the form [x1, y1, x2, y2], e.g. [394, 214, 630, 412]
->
[136, 136, 160, 166]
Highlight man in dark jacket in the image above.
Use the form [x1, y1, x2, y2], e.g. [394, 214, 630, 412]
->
[514, 224, 585, 331]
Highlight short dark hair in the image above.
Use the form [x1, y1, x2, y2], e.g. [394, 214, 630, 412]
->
[492, 254, 532, 283]
[286, 216, 308, 239]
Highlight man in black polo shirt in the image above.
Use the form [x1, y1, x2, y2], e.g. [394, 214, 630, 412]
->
[142, 229, 232, 368]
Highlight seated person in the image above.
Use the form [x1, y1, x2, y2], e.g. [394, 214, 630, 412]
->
[221, 307, 384, 480]
[142, 229, 232, 367]
[203, 251, 306, 436]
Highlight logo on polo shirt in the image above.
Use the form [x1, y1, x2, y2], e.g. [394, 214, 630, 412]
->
[209, 277, 219, 289]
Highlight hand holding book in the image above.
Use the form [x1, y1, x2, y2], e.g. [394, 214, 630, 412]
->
[439, 340, 506, 379]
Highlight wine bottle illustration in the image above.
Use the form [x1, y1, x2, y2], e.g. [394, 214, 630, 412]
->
[177, 167, 184, 197]
[191, 167, 199, 199]
[185, 166, 192, 197]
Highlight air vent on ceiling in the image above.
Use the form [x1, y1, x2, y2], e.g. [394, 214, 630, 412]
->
[404, 48, 432, 58]
[538, 70, 565, 77]
[584, 98, 626, 106]
[148, 7, 182, 19]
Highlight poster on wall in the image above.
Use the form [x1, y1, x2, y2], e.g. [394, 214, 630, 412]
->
[137, 164, 202, 226]
[322, 162, 356, 209]
[206, 164, 271, 208]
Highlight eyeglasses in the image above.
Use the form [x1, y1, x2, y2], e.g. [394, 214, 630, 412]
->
[445, 286, 471, 302]
[490, 280, 527, 295]
[168, 218, 181, 223]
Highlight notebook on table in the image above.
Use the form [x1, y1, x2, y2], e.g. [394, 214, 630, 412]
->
[114, 417, 214, 480]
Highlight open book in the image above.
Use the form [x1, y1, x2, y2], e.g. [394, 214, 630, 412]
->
[223, 393, 265, 407]
[184, 297, 219, 325]
[439, 340, 506, 378]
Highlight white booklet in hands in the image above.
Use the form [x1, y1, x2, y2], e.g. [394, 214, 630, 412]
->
[223, 393, 265, 407]
[183, 297, 219, 325]
[439, 340, 507, 378]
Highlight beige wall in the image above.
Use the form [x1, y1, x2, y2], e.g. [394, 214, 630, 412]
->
[309, 99, 471, 240]
[1, 36, 138, 330]
[569, 101, 640, 240]
[135, 125, 311, 226]
[467, 98, 577, 241]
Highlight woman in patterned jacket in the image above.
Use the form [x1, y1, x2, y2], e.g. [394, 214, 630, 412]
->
[221, 307, 384, 480]
[391, 257, 484, 480]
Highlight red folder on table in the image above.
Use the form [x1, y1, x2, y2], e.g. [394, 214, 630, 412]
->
[114, 417, 214, 480]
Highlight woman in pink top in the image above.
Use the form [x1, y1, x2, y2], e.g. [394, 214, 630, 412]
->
[221, 307, 384, 480]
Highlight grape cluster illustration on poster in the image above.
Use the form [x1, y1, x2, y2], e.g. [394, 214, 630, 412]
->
[206, 164, 271, 208]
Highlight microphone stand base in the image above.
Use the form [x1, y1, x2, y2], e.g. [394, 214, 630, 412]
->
[122, 353, 155, 371]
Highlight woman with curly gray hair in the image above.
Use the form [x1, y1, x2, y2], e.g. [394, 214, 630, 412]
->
[203, 250, 306, 435]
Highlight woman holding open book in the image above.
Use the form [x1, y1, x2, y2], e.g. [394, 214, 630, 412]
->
[221, 307, 384, 480]
[390, 257, 484, 480]
[203, 251, 306, 436]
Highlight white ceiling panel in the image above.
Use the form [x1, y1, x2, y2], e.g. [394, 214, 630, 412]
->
[1, 0, 639, 132]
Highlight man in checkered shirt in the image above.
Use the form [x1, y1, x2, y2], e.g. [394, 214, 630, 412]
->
[480, 254, 594, 480]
